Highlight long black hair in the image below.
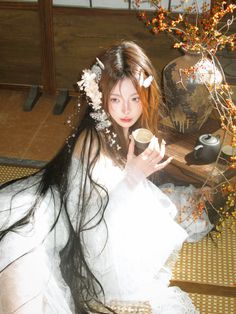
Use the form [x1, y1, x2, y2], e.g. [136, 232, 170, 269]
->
[0, 40, 161, 313]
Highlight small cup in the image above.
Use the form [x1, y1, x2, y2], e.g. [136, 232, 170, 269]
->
[221, 145, 236, 161]
[132, 128, 153, 152]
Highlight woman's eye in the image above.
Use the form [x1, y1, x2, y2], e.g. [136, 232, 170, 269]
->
[110, 98, 119, 103]
[132, 97, 140, 102]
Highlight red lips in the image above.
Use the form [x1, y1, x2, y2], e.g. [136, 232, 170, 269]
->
[120, 118, 132, 123]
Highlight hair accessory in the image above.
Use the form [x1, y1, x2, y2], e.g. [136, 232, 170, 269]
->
[90, 111, 111, 131]
[95, 57, 105, 70]
[77, 58, 121, 151]
[139, 72, 153, 88]
[90, 58, 104, 82]
[77, 58, 109, 126]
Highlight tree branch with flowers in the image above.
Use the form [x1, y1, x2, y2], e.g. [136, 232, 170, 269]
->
[135, 0, 235, 53]
[135, 0, 236, 238]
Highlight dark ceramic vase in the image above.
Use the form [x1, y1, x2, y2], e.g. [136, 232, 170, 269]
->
[163, 50, 222, 133]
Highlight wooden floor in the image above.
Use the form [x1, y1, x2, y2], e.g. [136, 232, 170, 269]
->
[0, 88, 77, 164]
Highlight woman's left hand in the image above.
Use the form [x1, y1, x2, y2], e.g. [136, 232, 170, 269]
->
[126, 136, 173, 179]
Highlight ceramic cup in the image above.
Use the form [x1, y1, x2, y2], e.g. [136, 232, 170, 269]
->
[221, 145, 236, 161]
[132, 128, 153, 152]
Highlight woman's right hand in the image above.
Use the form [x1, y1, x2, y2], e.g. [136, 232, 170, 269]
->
[126, 136, 173, 179]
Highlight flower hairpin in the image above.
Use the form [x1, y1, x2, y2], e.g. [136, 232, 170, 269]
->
[90, 111, 111, 131]
[77, 58, 121, 151]
[77, 58, 108, 124]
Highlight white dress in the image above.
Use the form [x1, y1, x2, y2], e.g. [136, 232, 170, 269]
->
[0, 155, 213, 313]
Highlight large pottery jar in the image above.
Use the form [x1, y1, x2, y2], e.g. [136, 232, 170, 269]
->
[163, 50, 223, 133]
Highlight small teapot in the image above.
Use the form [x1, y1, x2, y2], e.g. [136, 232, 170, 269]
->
[194, 134, 221, 163]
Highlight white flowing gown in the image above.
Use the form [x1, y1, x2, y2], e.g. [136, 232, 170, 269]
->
[0, 155, 213, 313]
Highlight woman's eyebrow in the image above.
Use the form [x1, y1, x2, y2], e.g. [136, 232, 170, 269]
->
[110, 93, 121, 96]
[110, 92, 139, 97]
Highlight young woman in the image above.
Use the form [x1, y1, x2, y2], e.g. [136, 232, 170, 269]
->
[0, 41, 212, 313]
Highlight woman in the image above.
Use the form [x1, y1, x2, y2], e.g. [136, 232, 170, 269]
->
[0, 41, 212, 313]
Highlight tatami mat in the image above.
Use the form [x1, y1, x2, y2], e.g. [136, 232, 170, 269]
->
[0, 164, 38, 183]
[190, 293, 236, 314]
[173, 224, 236, 287]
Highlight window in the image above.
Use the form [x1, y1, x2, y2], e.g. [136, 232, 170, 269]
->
[52, 0, 210, 12]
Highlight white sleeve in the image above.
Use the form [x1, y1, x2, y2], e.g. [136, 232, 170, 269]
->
[0, 177, 60, 271]
[0, 248, 48, 314]
[0, 179, 72, 314]
[159, 183, 214, 242]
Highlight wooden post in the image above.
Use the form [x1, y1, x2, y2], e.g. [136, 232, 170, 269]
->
[38, 0, 56, 95]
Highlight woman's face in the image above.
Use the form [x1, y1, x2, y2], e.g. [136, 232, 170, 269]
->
[108, 78, 142, 138]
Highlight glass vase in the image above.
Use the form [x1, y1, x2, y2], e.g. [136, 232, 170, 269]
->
[162, 50, 223, 133]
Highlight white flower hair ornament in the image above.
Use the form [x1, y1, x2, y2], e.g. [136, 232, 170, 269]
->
[77, 58, 121, 151]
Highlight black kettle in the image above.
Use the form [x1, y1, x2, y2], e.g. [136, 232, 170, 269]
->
[194, 134, 221, 163]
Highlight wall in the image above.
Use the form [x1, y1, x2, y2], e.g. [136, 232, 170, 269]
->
[0, 6, 41, 87]
[0, 2, 235, 93]
[53, 8, 181, 90]
[0, 4, 181, 91]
